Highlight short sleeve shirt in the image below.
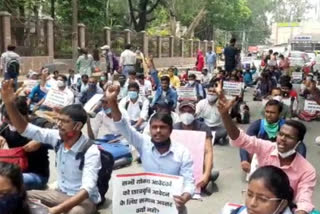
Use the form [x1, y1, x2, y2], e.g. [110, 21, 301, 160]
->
[173, 119, 213, 138]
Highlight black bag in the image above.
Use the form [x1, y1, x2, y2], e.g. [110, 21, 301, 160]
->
[55, 139, 114, 206]
[6, 58, 20, 78]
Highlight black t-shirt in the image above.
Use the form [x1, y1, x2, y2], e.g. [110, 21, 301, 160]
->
[1, 118, 50, 178]
[173, 119, 213, 138]
[224, 45, 238, 72]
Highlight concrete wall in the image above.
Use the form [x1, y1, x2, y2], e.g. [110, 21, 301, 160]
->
[20, 56, 54, 74]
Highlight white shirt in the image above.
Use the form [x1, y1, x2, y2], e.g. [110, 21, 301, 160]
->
[196, 99, 222, 127]
[91, 108, 129, 138]
[0, 51, 20, 73]
[201, 73, 212, 84]
[50, 86, 75, 106]
[119, 96, 150, 121]
[119, 49, 136, 66]
[138, 79, 152, 98]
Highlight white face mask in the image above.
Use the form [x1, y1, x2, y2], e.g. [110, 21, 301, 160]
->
[8, 124, 17, 132]
[207, 94, 218, 103]
[180, 113, 195, 125]
[57, 80, 65, 88]
[273, 95, 283, 102]
[277, 141, 300, 158]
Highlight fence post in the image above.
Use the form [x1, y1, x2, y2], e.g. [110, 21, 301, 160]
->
[204, 40, 208, 53]
[103, 27, 111, 46]
[124, 29, 131, 44]
[180, 38, 184, 57]
[43, 16, 54, 57]
[157, 36, 162, 58]
[0, 11, 12, 53]
[169, 35, 174, 57]
[141, 31, 148, 57]
[211, 40, 215, 50]
[189, 39, 193, 57]
[78, 23, 86, 48]
[196, 40, 201, 51]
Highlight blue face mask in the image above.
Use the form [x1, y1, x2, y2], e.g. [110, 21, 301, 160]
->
[103, 108, 112, 115]
[128, 91, 138, 100]
[0, 193, 22, 213]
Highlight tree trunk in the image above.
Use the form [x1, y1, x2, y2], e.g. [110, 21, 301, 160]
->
[184, 8, 207, 38]
[72, 0, 78, 63]
[51, 0, 55, 19]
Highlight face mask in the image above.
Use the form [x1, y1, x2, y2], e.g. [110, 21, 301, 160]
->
[101, 76, 106, 81]
[180, 113, 195, 125]
[207, 94, 218, 103]
[8, 124, 17, 132]
[188, 80, 195, 85]
[104, 108, 112, 115]
[128, 91, 138, 100]
[57, 80, 65, 88]
[66, 131, 77, 138]
[151, 138, 171, 150]
[273, 95, 282, 102]
[0, 193, 22, 213]
[277, 141, 300, 158]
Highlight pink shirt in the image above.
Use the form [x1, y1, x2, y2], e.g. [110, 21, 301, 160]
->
[232, 131, 316, 213]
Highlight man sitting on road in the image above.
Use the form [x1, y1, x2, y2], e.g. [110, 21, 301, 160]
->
[216, 80, 316, 214]
[196, 81, 228, 145]
[185, 74, 206, 101]
[173, 101, 219, 193]
[1, 80, 101, 214]
[76, 77, 103, 105]
[119, 82, 149, 131]
[241, 99, 307, 173]
[107, 84, 195, 214]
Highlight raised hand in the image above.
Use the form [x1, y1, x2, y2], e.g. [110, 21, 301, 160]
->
[1, 80, 16, 104]
[217, 93, 237, 115]
[106, 85, 120, 102]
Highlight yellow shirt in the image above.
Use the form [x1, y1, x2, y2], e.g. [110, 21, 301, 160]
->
[170, 75, 181, 88]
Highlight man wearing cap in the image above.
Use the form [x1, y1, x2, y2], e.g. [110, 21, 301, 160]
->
[174, 101, 219, 193]
[101, 45, 114, 75]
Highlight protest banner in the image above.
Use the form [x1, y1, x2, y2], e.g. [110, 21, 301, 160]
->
[304, 100, 320, 112]
[113, 172, 183, 214]
[223, 81, 242, 96]
[188, 70, 202, 80]
[171, 130, 206, 194]
[42, 89, 67, 108]
[241, 57, 253, 65]
[292, 72, 303, 80]
[84, 94, 104, 112]
[177, 87, 197, 101]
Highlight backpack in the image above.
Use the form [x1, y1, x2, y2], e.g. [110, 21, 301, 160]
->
[258, 119, 285, 139]
[112, 54, 119, 71]
[125, 100, 143, 111]
[6, 58, 20, 78]
[54, 139, 114, 205]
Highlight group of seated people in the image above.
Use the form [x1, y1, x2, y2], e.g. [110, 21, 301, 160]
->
[0, 53, 319, 214]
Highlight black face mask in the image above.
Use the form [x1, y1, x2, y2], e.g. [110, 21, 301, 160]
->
[151, 138, 171, 150]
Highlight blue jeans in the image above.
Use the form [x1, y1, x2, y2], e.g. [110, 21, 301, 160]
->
[23, 173, 48, 190]
[122, 65, 135, 77]
[4, 72, 18, 90]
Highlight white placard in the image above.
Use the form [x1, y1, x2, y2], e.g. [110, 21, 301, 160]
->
[188, 70, 202, 80]
[292, 72, 303, 80]
[242, 57, 253, 65]
[84, 94, 104, 112]
[223, 81, 242, 96]
[177, 87, 197, 101]
[304, 100, 320, 112]
[42, 89, 67, 108]
[112, 172, 183, 214]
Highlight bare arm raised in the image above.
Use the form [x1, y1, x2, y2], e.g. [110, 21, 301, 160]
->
[1, 80, 28, 133]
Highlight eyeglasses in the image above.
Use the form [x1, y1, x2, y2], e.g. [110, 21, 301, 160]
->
[278, 131, 297, 141]
[242, 190, 281, 204]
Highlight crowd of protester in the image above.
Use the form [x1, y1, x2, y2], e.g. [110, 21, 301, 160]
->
[0, 39, 319, 214]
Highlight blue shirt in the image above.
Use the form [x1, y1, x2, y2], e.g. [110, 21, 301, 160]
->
[205, 51, 216, 65]
[28, 84, 47, 103]
[114, 117, 195, 195]
[22, 123, 101, 204]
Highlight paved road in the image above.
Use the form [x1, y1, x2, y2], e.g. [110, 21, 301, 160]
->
[48, 87, 320, 214]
